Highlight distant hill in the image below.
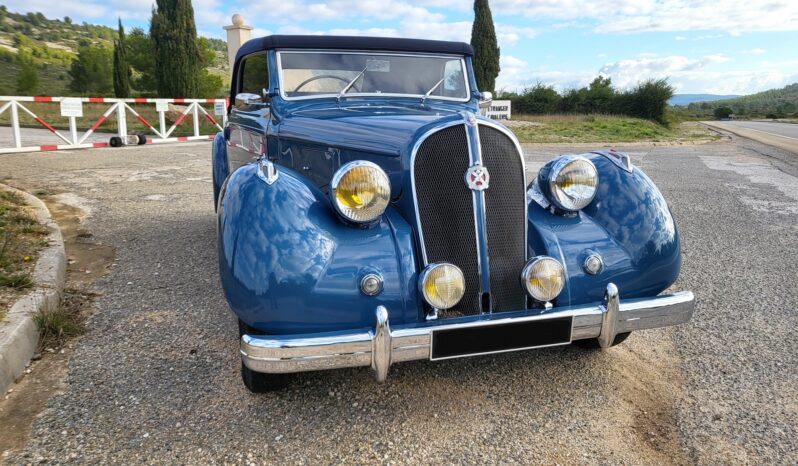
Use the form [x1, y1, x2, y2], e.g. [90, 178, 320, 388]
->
[0, 7, 228, 96]
[669, 94, 739, 106]
[671, 83, 798, 119]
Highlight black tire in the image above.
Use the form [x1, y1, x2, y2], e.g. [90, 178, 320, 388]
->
[109, 136, 122, 147]
[238, 319, 293, 393]
[572, 332, 632, 349]
[137, 134, 147, 145]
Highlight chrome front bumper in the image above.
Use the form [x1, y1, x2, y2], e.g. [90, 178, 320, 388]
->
[240, 284, 694, 382]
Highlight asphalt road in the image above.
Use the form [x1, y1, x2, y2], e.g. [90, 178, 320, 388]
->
[0, 137, 796, 464]
[705, 120, 798, 155]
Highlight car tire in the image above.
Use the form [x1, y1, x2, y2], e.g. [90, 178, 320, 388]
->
[572, 332, 631, 349]
[109, 136, 123, 147]
[238, 319, 293, 393]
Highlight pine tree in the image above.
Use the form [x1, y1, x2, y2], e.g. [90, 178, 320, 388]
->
[16, 49, 39, 95]
[113, 19, 131, 98]
[470, 0, 500, 93]
[150, 0, 201, 98]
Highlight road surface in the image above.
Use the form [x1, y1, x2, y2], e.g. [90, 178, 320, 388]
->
[0, 138, 796, 464]
[704, 120, 798, 154]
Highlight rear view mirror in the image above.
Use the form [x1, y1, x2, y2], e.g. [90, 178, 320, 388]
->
[479, 91, 493, 109]
[235, 92, 264, 108]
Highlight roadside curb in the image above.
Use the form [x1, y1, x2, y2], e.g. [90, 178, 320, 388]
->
[0, 184, 67, 395]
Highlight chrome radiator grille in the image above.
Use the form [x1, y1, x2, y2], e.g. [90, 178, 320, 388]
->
[413, 125, 481, 316]
[413, 121, 527, 318]
[479, 125, 528, 312]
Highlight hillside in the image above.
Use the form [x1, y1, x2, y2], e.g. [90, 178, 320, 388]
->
[669, 94, 739, 106]
[676, 83, 798, 119]
[0, 7, 229, 96]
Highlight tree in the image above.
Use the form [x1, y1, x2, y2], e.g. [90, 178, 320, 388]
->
[713, 106, 733, 119]
[69, 46, 114, 95]
[517, 84, 561, 114]
[150, 0, 201, 98]
[113, 19, 131, 97]
[470, 0, 500, 93]
[64, 16, 72, 25]
[16, 49, 39, 94]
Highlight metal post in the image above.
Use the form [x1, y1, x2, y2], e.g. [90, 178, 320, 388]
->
[10, 101, 21, 149]
[116, 101, 127, 139]
[159, 109, 166, 140]
[192, 103, 200, 137]
[69, 116, 78, 145]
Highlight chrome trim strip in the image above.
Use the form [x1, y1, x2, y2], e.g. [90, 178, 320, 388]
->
[240, 285, 695, 380]
[465, 113, 490, 304]
[276, 51, 471, 103]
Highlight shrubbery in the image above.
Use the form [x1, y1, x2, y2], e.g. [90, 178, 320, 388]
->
[500, 77, 675, 125]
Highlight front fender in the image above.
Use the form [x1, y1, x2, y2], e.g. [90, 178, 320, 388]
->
[528, 152, 681, 306]
[217, 163, 419, 334]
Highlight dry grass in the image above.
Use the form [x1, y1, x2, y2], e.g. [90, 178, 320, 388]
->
[505, 114, 719, 144]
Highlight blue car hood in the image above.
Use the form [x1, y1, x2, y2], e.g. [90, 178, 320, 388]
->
[278, 103, 462, 156]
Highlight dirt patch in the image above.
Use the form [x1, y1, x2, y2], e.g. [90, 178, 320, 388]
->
[0, 192, 114, 458]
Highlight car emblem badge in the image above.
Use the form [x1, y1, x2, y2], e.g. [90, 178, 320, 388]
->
[465, 164, 490, 191]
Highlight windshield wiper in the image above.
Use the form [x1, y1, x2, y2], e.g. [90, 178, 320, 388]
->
[337, 65, 369, 103]
[421, 78, 445, 106]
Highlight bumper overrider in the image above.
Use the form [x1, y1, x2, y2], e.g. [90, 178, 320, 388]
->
[240, 284, 694, 382]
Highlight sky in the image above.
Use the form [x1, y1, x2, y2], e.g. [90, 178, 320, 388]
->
[4, 0, 798, 95]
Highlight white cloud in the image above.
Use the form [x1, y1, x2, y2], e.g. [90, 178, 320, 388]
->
[741, 48, 766, 55]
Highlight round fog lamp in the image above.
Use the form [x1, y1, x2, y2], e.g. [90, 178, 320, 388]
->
[521, 256, 565, 302]
[419, 263, 465, 310]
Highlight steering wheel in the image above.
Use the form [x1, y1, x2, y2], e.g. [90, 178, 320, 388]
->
[293, 74, 356, 92]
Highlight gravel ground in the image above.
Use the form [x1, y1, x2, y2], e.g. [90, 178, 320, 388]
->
[0, 134, 795, 464]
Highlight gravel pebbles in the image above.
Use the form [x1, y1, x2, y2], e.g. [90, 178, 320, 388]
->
[0, 136, 795, 464]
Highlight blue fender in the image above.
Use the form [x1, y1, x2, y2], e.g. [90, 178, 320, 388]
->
[217, 163, 420, 335]
[528, 152, 681, 306]
[211, 132, 229, 211]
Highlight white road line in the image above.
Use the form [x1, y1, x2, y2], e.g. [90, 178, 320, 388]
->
[729, 125, 798, 141]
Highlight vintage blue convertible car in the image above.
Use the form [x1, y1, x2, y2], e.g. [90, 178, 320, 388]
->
[212, 35, 695, 392]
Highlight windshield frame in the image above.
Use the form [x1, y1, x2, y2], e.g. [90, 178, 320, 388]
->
[276, 50, 471, 103]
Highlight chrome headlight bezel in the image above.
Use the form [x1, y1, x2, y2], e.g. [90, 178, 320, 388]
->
[520, 256, 566, 303]
[418, 262, 465, 310]
[330, 160, 391, 224]
[539, 155, 598, 212]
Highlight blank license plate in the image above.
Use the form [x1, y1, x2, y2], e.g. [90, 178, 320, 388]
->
[431, 316, 573, 360]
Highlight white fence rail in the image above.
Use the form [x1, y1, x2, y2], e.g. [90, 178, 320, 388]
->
[0, 96, 228, 154]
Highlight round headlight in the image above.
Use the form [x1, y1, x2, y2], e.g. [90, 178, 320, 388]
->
[542, 155, 598, 211]
[521, 256, 565, 302]
[419, 263, 465, 310]
[331, 161, 391, 223]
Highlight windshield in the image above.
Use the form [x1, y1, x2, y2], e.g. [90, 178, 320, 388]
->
[278, 51, 469, 101]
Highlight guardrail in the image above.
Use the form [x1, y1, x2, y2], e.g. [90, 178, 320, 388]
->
[0, 96, 228, 154]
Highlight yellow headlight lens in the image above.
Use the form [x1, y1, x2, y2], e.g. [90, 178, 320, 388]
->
[419, 263, 465, 310]
[331, 161, 391, 223]
[521, 256, 565, 302]
[550, 156, 598, 211]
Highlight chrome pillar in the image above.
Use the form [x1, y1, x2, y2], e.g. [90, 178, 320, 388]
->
[372, 306, 392, 382]
[598, 283, 619, 348]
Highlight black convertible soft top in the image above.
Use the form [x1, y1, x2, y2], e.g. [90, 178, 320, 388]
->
[235, 35, 474, 61]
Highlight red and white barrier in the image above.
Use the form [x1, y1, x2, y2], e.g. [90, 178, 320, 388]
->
[0, 96, 228, 154]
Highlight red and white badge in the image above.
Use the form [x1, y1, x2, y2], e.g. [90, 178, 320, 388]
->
[465, 163, 490, 191]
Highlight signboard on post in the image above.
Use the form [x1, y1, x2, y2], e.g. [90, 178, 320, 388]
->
[60, 98, 83, 118]
[214, 101, 226, 116]
[155, 100, 170, 113]
[486, 100, 511, 120]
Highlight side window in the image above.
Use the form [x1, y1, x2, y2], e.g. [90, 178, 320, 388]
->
[239, 54, 269, 96]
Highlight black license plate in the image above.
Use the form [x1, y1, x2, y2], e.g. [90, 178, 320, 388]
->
[430, 316, 573, 360]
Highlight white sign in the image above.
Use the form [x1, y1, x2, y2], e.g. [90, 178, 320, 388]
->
[214, 101, 225, 116]
[60, 98, 83, 118]
[486, 100, 511, 120]
[155, 100, 170, 112]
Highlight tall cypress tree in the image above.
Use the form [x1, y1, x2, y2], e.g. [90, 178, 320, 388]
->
[150, 0, 201, 98]
[113, 19, 131, 98]
[470, 0, 501, 93]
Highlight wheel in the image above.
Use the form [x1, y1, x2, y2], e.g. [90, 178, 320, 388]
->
[137, 134, 147, 145]
[572, 332, 632, 349]
[109, 136, 123, 147]
[238, 319, 293, 393]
